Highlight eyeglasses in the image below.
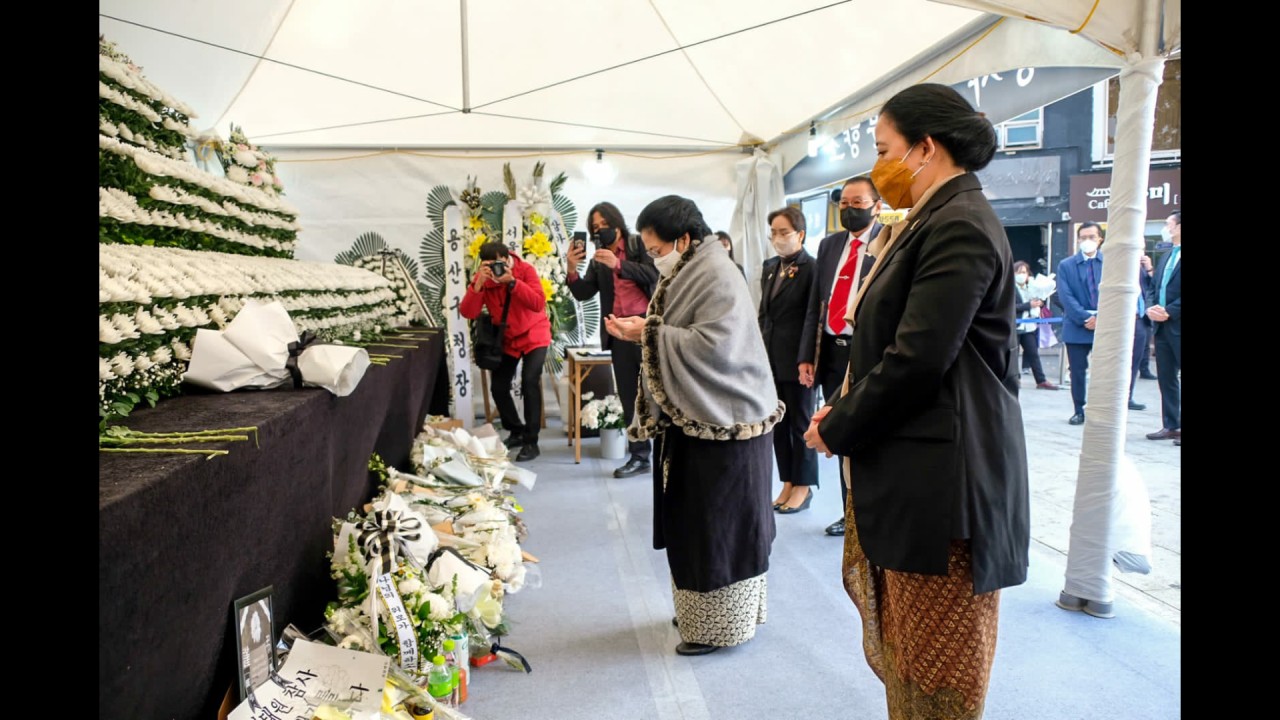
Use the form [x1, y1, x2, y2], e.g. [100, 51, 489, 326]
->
[769, 229, 796, 239]
[646, 246, 663, 258]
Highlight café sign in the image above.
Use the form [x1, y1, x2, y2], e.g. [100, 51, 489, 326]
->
[1068, 167, 1181, 223]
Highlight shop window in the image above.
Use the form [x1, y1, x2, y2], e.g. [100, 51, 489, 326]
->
[996, 109, 1042, 150]
[1094, 57, 1180, 163]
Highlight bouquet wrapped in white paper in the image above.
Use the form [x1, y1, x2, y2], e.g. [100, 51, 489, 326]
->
[183, 299, 370, 396]
[1027, 273, 1057, 301]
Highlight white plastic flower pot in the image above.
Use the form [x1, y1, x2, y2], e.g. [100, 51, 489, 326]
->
[599, 427, 627, 460]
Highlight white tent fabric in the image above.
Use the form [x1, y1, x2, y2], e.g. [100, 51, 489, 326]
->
[728, 149, 785, 307]
[99, 0, 988, 150]
[273, 149, 740, 263]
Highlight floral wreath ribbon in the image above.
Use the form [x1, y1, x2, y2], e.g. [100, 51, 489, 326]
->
[285, 331, 322, 388]
[357, 510, 424, 576]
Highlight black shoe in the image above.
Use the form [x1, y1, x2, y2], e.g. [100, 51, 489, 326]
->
[824, 518, 845, 536]
[1068, 413, 1086, 425]
[503, 432, 525, 449]
[776, 491, 812, 514]
[1139, 371, 1158, 380]
[515, 443, 540, 462]
[1128, 400, 1146, 411]
[613, 457, 650, 478]
[675, 641, 719, 656]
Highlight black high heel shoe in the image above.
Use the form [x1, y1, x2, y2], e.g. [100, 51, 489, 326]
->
[776, 491, 812, 514]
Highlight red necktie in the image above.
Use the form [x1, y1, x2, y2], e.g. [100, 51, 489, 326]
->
[828, 238, 863, 334]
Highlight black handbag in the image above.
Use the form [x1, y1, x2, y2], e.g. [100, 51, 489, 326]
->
[474, 285, 513, 371]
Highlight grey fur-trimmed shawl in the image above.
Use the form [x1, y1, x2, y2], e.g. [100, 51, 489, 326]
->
[628, 236, 785, 442]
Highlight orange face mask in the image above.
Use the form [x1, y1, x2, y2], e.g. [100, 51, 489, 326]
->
[869, 143, 921, 211]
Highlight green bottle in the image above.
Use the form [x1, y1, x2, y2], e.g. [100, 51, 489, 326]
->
[427, 654, 453, 704]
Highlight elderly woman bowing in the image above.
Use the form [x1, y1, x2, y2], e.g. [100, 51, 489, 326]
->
[605, 195, 784, 657]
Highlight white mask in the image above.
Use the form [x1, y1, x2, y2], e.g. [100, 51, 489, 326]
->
[1078, 240, 1098, 256]
[653, 247, 680, 277]
[1160, 226, 1173, 244]
[1014, 273, 1028, 285]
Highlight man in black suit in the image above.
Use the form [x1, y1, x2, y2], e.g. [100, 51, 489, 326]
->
[798, 176, 883, 536]
[760, 206, 819, 513]
[567, 201, 660, 476]
[1144, 211, 1181, 445]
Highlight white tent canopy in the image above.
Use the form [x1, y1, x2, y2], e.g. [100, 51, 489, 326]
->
[100, 0, 1143, 267]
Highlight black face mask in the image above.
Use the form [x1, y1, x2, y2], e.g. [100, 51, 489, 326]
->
[840, 206, 875, 233]
[592, 227, 616, 247]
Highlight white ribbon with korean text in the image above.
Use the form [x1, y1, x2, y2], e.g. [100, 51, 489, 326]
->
[443, 206, 474, 427]
[374, 573, 420, 672]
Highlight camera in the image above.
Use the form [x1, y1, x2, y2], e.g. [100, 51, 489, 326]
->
[490, 261, 508, 278]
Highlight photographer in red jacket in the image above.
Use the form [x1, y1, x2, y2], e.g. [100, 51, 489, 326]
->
[460, 242, 553, 461]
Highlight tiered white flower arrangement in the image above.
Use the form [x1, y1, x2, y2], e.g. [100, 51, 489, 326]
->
[99, 243, 412, 421]
[99, 36, 300, 259]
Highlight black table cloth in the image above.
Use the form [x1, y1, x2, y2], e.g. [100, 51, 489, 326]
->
[99, 330, 446, 720]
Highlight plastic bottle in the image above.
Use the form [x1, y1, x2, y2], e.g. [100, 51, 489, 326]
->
[449, 632, 469, 704]
[442, 639, 463, 705]
[426, 655, 453, 706]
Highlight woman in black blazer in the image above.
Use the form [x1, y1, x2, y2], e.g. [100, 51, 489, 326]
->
[804, 84, 1029, 720]
[758, 207, 818, 513]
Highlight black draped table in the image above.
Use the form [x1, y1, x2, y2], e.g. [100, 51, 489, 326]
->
[99, 329, 447, 720]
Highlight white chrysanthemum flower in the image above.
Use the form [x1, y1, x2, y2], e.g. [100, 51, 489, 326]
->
[135, 308, 165, 334]
[134, 354, 155, 373]
[419, 592, 454, 622]
[171, 340, 192, 360]
[398, 578, 423, 596]
[153, 307, 181, 330]
[233, 149, 258, 167]
[111, 352, 135, 378]
[112, 313, 141, 339]
[99, 315, 125, 344]
[207, 304, 228, 327]
[190, 306, 211, 326]
[227, 165, 249, 183]
[99, 356, 118, 381]
[172, 305, 198, 327]
[151, 346, 173, 365]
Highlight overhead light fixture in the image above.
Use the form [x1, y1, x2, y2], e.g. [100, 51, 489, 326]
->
[807, 121, 821, 158]
[582, 149, 618, 186]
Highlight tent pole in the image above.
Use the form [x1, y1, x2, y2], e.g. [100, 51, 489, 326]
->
[460, 0, 472, 112]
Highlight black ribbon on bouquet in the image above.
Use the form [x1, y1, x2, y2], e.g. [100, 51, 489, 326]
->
[357, 510, 423, 574]
[285, 330, 319, 388]
[491, 641, 533, 674]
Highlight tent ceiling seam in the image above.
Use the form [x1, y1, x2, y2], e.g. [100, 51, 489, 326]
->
[646, 0, 748, 138]
[469, 0, 853, 112]
[212, 0, 300, 132]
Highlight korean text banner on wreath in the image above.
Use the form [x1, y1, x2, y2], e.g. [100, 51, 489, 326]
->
[443, 205, 474, 428]
[503, 199, 523, 257]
